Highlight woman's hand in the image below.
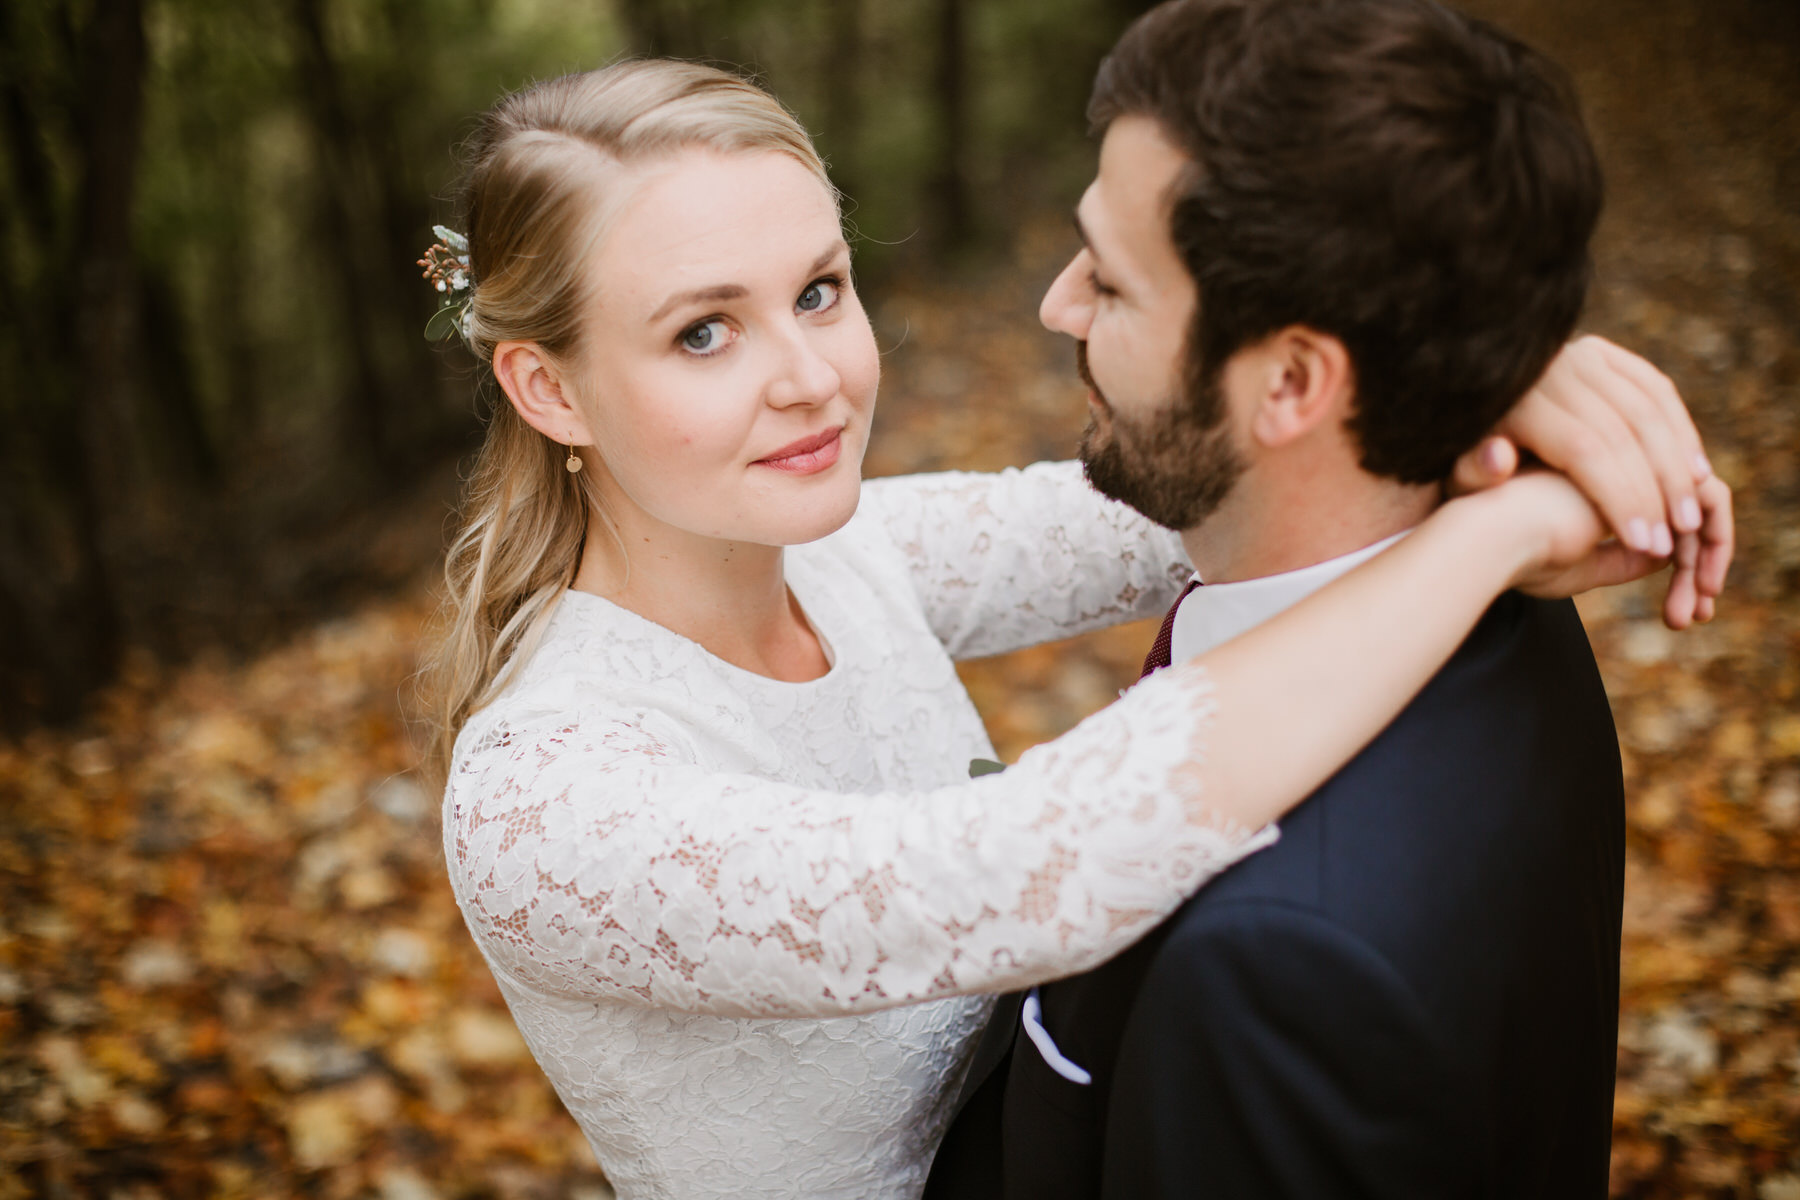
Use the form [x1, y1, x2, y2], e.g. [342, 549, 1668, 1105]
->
[1472, 470, 1664, 601]
[1450, 335, 1734, 628]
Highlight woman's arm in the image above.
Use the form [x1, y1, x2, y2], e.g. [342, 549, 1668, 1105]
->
[446, 474, 1642, 1019]
[851, 335, 1733, 662]
[858, 461, 1189, 659]
[1195, 470, 1636, 816]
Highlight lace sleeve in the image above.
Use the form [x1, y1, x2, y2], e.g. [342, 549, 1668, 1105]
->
[446, 662, 1274, 1018]
[859, 461, 1191, 659]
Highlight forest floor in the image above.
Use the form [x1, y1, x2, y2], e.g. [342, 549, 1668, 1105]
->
[4, 2, 1798, 1196]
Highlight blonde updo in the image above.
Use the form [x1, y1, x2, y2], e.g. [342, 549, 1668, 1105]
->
[419, 61, 835, 788]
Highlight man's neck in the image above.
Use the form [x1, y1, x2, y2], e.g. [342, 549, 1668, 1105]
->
[1181, 466, 1440, 584]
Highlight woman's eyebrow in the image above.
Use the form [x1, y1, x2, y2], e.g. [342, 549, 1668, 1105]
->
[650, 283, 748, 324]
[647, 243, 849, 325]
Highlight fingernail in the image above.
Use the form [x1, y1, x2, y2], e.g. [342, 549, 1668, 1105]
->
[1626, 518, 1651, 552]
[1678, 498, 1702, 532]
[1652, 523, 1674, 557]
[1483, 441, 1506, 472]
[1694, 453, 1713, 479]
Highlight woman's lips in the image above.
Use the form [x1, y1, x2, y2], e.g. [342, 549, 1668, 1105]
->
[754, 426, 844, 475]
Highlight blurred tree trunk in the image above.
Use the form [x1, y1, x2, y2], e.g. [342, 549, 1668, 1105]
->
[616, 0, 713, 59]
[931, 0, 973, 249]
[0, 0, 145, 726]
[374, 0, 463, 465]
[819, 0, 865, 209]
[74, 0, 148, 499]
[139, 268, 219, 486]
[203, 133, 261, 457]
[67, 0, 145, 688]
[291, 0, 396, 476]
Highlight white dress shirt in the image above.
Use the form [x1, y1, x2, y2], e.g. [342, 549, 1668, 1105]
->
[1169, 530, 1411, 661]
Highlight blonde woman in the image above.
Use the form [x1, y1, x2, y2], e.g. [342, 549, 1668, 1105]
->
[424, 62, 1723, 1199]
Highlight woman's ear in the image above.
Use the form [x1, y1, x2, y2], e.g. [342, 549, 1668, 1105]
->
[1247, 327, 1354, 450]
[493, 341, 594, 446]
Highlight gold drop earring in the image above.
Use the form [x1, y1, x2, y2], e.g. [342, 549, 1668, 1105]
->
[565, 442, 583, 474]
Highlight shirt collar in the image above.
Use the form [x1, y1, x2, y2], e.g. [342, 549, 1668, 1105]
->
[1169, 530, 1412, 663]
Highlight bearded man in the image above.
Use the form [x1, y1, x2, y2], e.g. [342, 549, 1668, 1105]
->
[926, 0, 1730, 1195]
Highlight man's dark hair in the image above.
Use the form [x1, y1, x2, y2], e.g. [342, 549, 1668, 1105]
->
[1090, 0, 1603, 483]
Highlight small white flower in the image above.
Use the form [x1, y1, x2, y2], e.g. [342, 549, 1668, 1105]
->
[435, 280, 447, 292]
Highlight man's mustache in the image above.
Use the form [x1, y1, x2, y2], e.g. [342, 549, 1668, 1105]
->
[1076, 342, 1112, 415]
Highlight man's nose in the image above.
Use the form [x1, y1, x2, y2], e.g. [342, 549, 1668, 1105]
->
[1040, 250, 1095, 339]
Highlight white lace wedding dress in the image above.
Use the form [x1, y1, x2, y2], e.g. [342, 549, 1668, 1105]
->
[443, 461, 1279, 1199]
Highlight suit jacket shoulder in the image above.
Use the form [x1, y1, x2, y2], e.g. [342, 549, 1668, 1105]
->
[1002, 594, 1624, 1200]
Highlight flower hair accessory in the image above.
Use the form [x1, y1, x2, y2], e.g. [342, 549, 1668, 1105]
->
[419, 224, 473, 342]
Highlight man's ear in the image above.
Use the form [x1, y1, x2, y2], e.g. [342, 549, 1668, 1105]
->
[1246, 327, 1354, 450]
[493, 341, 594, 446]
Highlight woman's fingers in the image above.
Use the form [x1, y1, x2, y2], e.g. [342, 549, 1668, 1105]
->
[1693, 474, 1734, 599]
[1516, 540, 1660, 600]
[1659, 476, 1733, 629]
[1590, 336, 1710, 481]
[1523, 337, 1732, 628]
[1568, 337, 1705, 534]
[1662, 529, 1702, 630]
[1498, 384, 1665, 553]
[1448, 435, 1519, 496]
[1662, 548, 1699, 630]
[1576, 542, 1664, 594]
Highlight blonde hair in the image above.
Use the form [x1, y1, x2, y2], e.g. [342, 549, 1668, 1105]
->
[418, 61, 835, 789]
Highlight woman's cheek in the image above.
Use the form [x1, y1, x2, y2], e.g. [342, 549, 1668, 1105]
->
[837, 316, 882, 418]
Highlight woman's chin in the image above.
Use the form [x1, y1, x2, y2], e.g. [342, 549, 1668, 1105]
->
[747, 452, 866, 545]
[776, 486, 863, 546]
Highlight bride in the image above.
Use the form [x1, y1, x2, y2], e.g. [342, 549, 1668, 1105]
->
[421, 61, 1724, 1199]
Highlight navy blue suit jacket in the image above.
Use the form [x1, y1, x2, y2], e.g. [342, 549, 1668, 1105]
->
[927, 593, 1624, 1199]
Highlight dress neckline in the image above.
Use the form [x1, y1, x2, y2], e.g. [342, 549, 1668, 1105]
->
[554, 562, 841, 690]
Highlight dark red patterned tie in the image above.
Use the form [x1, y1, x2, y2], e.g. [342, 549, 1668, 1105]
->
[1139, 579, 1203, 680]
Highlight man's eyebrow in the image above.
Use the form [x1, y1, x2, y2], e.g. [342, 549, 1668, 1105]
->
[648, 242, 850, 325]
[1073, 210, 1109, 271]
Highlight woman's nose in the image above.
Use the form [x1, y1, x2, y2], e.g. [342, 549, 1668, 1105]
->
[766, 326, 842, 409]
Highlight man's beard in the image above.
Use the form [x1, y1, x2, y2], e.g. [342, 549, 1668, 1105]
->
[1076, 342, 1246, 531]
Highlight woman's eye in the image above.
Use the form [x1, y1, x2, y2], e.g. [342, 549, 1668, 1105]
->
[797, 278, 841, 313]
[680, 319, 731, 355]
[1089, 271, 1117, 299]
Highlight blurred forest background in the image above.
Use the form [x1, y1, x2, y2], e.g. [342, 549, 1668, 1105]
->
[0, 0, 1144, 729]
[2, 0, 1798, 1197]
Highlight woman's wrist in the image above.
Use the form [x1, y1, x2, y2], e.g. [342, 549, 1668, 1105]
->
[1423, 489, 1548, 598]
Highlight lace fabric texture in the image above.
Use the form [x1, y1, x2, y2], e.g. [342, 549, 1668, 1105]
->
[444, 461, 1276, 1199]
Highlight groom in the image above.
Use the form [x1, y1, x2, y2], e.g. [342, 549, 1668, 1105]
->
[928, 0, 1627, 1195]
